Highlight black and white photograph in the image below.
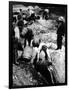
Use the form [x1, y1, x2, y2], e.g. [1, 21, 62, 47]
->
[9, 1, 67, 89]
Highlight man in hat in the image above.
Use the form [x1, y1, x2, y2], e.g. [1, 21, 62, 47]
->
[56, 16, 65, 50]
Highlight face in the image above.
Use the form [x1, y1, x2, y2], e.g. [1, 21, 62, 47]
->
[39, 50, 45, 63]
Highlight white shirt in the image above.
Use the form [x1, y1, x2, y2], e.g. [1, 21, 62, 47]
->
[14, 26, 20, 39]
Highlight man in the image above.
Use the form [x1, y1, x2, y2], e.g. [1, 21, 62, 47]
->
[56, 16, 65, 50]
[17, 19, 24, 33]
[42, 9, 49, 20]
[31, 44, 54, 84]
[20, 26, 34, 47]
[31, 42, 51, 64]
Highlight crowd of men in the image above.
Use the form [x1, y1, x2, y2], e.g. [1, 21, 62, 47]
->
[12, 7, 66, 84]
